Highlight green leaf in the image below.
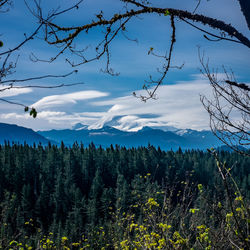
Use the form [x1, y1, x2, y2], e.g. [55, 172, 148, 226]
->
[24, 106, 29, 112]
[164, 9, 170, 16]
[29, 108, 37, 118]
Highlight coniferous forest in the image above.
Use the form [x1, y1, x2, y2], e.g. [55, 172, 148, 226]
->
[0, 143, 249, 249]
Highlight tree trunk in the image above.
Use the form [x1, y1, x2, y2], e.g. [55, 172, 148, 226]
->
[238, 0, 250, 29]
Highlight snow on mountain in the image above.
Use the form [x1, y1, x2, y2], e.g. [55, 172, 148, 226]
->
[72, 123, 88, 130]
[0, 122, 227, 151]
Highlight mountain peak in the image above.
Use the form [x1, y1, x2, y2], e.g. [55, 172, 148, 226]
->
[0, 122, 225, 151]
[140, 126, 154, 132]
[0, 122, 50, 145]
[72, 123, 88, 130]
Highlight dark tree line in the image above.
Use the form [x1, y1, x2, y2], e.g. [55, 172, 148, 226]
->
[0, 143, 249, 248]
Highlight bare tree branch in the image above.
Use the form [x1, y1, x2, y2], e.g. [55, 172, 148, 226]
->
[43, 7, 250, 47]
[0, 0, 86, 116]
[237, 0, 250, 30]
[0, 70, 79, 85]
[199, 50, 250, 155]
[134, 14, 179, 101]
[30, 0, 249, 106]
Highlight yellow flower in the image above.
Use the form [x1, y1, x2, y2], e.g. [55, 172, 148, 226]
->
[226, 212, 233, 220]
[61, 236, 68, 242]
[120, 239, 129, 249]
[236, 207, 242, 212]
[189, 208, 199, 214]
[9, 240, 18, 246]
[197, 225, 206, 230]
[197, 184, 203, 192]
[146, 198, 159, 208]
[158, 223, 171, 231]
[235, 196, 243, 201]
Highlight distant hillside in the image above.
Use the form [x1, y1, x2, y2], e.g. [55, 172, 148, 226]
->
[0, 122, 227, 150]
[38, 124, 224, 151]
[0, 123, 50, 145]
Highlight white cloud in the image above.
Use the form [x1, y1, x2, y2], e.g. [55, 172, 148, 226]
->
[0, 110, 102, 131]
[88, 104, 126, 129]
[0, 86, 32, 98]
[35, 111, 67, 118]
[32, 90, 109, 109]
[89, 76, 212, 131]
[1, 76, 213, 131]
[0, 113, 24, 119]
[113, 115, 145, 131]
[2, 75, 237, 132]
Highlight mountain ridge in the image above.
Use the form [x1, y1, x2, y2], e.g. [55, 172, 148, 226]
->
[38, 123, 223, 150]
[0, 122, 225, 150]
[0, 122, 50, 145]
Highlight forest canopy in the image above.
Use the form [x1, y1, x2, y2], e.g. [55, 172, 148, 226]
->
[0, 143, 249, 249]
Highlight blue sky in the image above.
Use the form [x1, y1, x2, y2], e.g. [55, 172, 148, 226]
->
[0, 0, 249, 131]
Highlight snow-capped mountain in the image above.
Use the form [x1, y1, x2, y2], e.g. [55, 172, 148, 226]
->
[0, 122, 227, 151]
[37, 124, 224, 151]
[72, 123, 89, 130]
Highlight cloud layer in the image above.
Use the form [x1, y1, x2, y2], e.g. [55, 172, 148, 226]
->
[89, 78, 212, 131]
[0, 76, 214, 131]
[32, 90, 109, 109]
[0, 86, 32, 98]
